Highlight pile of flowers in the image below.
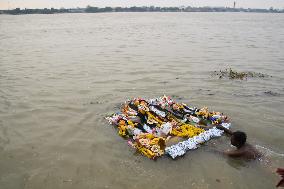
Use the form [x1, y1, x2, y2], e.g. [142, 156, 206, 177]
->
[106, 95, 231, 159]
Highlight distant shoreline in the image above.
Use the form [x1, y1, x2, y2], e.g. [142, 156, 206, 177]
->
[1, 6, 284, 15]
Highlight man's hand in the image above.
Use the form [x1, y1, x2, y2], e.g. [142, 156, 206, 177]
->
[216, 125, 224, 130]
[216, 125, 233, 135]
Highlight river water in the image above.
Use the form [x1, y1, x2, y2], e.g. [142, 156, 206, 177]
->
[0, 12, 284, 189]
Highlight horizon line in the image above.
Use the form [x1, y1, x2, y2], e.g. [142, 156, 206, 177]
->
[1, 5, 283, 11]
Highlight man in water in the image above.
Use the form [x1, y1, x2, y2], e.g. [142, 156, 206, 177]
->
[216, 125, 261, 159]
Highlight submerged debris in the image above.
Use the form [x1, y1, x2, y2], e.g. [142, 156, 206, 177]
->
[213, 68, 271, 80]
[264, 91, 280, 96]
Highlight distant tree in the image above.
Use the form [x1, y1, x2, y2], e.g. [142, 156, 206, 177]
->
[14, 8, 21, 14]
[2, 5, 284, 15]
[86, 5, 99, 13]
[114, 7, 123, 12]
[103, 7, 113, 12]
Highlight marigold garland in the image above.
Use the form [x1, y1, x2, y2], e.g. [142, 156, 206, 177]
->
[106, 95, 231, 159]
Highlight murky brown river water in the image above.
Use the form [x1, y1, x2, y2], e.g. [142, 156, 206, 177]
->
[0, 12, 284, 189]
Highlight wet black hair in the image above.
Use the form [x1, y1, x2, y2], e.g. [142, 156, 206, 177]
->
[232, 131, 247, 147]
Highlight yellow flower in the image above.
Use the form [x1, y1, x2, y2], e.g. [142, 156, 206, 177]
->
[171, 124, 204, 138]
[151, 145, 160, 153]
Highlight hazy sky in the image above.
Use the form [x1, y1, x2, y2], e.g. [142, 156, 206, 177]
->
[1, 0, 284, 9]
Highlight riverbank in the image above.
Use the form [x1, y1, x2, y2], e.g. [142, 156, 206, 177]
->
[1, 6, 284, 15]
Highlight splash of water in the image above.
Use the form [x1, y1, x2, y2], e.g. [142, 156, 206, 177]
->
[255, 145, 284, 158]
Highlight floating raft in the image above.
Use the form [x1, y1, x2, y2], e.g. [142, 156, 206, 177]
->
[106, 95, 231, 159]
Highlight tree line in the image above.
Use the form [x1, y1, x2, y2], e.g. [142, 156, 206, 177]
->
[1, 6, 283, 15]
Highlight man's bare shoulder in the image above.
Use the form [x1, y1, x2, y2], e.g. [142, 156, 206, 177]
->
[224, 144, 261, 159]
[241, 144, 262, 159]
[224, 148, 245, 157]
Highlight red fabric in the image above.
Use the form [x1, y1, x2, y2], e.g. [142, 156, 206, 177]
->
[276, 168, 284, 187]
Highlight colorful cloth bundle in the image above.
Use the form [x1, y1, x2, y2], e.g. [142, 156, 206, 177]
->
[106, 95, 231, 159]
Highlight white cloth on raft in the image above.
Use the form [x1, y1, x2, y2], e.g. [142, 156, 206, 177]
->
[165, 122, 231, 159]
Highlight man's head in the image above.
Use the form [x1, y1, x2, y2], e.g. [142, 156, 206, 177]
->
[231, 131, 247, 148]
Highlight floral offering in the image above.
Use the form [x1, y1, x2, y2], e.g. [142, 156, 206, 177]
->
[106, 95, 231, 159]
